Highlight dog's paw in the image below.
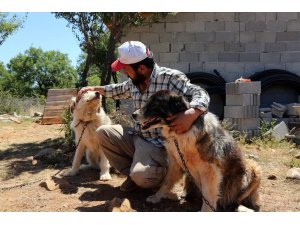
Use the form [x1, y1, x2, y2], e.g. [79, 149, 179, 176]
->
[79, 164, 91, 170]
[99, 173, 112, 181]
[146, 194, 162, 204]
[63, 169, 78, 177]
[164, 192, 181, 201]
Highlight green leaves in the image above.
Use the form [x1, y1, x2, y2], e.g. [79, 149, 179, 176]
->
[0, 13, 26, 46]
[2, 47, 78, 98]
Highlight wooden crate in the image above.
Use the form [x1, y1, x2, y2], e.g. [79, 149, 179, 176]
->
[41, 88, 77, 125]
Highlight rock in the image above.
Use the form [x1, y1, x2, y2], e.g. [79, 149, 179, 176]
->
[31, 159, 38, 166]
[286, 168, 300, 180]
[295, 153, 300, 159]
[268, 175, 277, 180]
[40, 178, 59, 191]
[105, 198, 136, 212]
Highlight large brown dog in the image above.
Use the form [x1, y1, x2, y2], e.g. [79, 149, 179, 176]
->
[133, 90, 261, 211]
[64, 91, 112, 181]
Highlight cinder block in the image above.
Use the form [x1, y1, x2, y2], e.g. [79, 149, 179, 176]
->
[224, 106, 259, 118]
[224, 118, 260, 130]
[169, 62, 189, 73]
[196, 32, 215, 42]
[276, 32, 300, 42]
[272, 121, 289, 141]
[203, 62, 225, 75]
[226, 94, 260, 106]
[175, 13, 195, 22]
[189, 62, 203, 73]
[264, 63, 286, 70]
[121, 33, 140, 42]
[266, 21, 286, 32]
[281, 53, 300, 62]
[240, 53, 260, 62]
[245, 42, 264, 52]
[218, 53, 239, 62]
[175, 33, 196, 42]
[277, 12, 298, 21]
[166, 22, 185, 32]
[225, 43, 245, 52]
[179, 53, 198, 62]
[199, 53, 218, 62]
[260, 53, 280, 63]
[206, 43, 224, 52]
[237, 32, 255, 42]
[185, 43, 205, 52]
[186, 21, 205, 32]
[205, 21, 225, 31]
[237, 13, 255, 22]
[140, 33, 159, 44]
[225, 22, 245, 32]
[171, 43, 185, 52]
[245, 63, 265, 73]
[159, 33, 175, 43]
[245, 21, 266, 32]
[255, 13, 266, 21]
[266, 13, 276, 21]
[150, 43, 170, 53]
[159, 53, 179, 63]
[226, 81, 261, 94]
[151, 23, 165, 32]
[195, 12, 214, 21]
[287, 42, 300, 51]
[216, 32, 235, 42]
[265, 43, 286, 52]
[215, 12, 235, 21]
[256, 32, 276, 42]
[224, 63, 245, 73]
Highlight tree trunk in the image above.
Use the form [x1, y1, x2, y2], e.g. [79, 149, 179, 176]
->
[80, 46, 91, 87]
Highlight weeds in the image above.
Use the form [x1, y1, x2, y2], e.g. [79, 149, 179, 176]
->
[0, 91, 44, 115]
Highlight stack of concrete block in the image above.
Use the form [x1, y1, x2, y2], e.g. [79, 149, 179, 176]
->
[224, 81, 261, 137]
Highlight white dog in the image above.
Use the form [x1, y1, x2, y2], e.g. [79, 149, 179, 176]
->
[64, 91, 112, 181]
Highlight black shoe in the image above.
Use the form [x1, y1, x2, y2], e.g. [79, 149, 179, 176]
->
[120, 177, 138, 193]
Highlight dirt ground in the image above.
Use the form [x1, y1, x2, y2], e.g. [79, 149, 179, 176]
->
[0, 120, 299, 212]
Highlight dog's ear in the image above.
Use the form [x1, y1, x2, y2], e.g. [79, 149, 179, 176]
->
[70, 97, 76, 114]
[169, 95, 189, 112]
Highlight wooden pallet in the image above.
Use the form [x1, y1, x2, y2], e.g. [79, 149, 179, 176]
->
[41, 88, 77, 125]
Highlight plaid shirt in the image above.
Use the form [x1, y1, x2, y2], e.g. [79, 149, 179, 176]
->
[104, 64, 210, 148]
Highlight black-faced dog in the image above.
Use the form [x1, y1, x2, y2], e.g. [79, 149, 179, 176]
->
[132, 90, 261, 212]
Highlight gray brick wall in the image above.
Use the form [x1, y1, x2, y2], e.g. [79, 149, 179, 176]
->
[121, 12, 300, 81]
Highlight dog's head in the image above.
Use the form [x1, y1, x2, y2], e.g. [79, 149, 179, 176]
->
[132, 90, 189, 130]
[70, 91, 102, 121]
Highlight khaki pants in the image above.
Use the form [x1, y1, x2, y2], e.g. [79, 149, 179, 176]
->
[96, 125, 168, 189]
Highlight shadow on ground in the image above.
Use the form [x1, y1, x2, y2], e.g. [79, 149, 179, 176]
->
[0, 137, 72, 180]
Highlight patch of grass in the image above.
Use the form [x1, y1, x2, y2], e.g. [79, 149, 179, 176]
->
[0, 91, 44, 116]
[286, 158, 300, 168]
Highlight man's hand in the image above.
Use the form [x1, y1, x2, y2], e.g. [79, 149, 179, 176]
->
[167, 108, 204, 134]
[76, 86, 104, 102]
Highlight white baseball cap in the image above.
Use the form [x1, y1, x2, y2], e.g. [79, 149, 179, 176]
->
[111, 41, 152, 72]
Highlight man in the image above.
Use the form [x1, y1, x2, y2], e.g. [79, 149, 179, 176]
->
[76, 41, 210, 192]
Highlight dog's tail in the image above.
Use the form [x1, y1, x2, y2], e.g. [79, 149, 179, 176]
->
[237, 159, 261, 211]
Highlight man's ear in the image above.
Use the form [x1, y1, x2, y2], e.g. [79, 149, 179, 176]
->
[70, 97, 76, 113]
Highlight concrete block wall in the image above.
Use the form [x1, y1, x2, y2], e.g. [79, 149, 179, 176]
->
[121, 12, 300, 82]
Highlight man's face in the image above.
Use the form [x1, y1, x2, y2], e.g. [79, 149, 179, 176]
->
[123, 65, 146, 86]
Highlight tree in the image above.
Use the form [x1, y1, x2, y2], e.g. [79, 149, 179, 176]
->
[2, 47, 77, 97]
[0, 13, 26, 46]
[54, 13, 106, 87]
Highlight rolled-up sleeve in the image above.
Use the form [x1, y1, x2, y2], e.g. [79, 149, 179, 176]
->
[104, 80, 131, 99]
[169, 73, 210, 111]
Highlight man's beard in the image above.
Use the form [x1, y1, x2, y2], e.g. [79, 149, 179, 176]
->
[129, 71, 146, 86]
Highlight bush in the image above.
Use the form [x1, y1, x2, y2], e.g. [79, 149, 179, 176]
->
[0, 91, 44, 115]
